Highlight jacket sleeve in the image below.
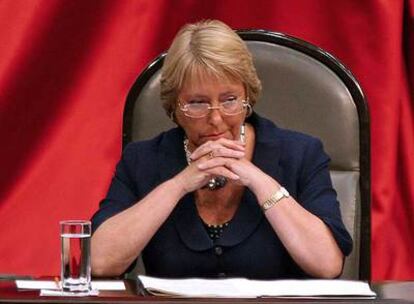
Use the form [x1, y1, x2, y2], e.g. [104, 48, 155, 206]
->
[91, 143, 139, 233]
[297, 138, 353, 257]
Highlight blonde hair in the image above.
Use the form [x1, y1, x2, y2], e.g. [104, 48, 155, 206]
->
[160, 20, 262, 117]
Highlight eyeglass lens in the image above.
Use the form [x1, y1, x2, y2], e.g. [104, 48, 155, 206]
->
[182, 100, 246, 118]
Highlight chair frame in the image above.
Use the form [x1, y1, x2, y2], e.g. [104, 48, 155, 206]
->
[123, 29, 371, 281]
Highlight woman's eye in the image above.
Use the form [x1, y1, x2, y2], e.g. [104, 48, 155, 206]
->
[222, 97, 238, 104]
[224, 96, 237, 102]
[188, 100, 208, 105]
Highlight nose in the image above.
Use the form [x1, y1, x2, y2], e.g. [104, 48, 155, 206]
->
[207, 107, 224, 125]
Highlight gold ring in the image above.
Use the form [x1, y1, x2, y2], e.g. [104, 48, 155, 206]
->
[208, 151, 214, 159]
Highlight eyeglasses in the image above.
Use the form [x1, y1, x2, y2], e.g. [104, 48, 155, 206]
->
[178, 98, 249, 118]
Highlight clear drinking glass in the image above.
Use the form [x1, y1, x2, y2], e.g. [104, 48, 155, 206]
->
[60, 220, 91, 293]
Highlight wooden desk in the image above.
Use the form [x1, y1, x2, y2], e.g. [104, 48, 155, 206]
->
[0, 279, 413, 304]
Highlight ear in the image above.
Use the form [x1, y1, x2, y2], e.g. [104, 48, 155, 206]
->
[169, 110, 175, 121]
[245, 103, 253, 117]
[169, 109, 180, 125]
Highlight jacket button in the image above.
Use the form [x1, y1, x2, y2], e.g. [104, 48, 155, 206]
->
[218, 272, 226, 278]
[214, 246, 223, 256]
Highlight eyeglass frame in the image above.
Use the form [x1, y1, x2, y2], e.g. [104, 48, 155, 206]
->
[177, 98, 250, 118]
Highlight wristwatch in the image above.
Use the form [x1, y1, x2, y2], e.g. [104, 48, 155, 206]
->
[261, 187, 290, 212]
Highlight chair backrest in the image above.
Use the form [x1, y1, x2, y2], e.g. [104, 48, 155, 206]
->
[123, 30, 370, 280]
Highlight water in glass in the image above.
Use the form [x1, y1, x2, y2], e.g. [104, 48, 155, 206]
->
[60, 220, 91, 292]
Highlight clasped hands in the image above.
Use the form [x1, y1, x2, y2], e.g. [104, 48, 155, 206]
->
[175, 138, 265, 194]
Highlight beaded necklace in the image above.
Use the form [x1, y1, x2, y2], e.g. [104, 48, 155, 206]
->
[203, 221, 230, 240]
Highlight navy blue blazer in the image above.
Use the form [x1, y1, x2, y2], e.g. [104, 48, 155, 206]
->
[91, 113, 352, 279]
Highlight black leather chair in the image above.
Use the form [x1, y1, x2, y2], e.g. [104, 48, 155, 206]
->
[123, 30, 370, 280]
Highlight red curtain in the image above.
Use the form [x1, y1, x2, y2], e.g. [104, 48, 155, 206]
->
[0, 0, 413, 280]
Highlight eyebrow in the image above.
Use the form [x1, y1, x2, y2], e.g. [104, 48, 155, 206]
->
[219, 91, 240, 97]
[185, 91, 241, 100]
[186, 94, 209, 99]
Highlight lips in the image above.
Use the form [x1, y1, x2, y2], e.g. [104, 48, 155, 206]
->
[202, 131, 227, 140]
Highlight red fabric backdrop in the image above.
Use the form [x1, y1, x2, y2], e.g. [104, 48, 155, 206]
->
[0, 0, 413, 280]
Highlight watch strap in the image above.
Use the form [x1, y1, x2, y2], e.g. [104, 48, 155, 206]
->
[261, 187, 290, 212]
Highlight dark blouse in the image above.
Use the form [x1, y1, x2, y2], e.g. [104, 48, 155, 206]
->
[91, 113, 352, 279]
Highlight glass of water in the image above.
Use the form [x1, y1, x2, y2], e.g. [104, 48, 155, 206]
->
[60, 220, 91, 293]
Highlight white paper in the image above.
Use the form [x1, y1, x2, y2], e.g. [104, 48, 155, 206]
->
[40, 289, 99, 297]
[138, 275, 376, 298]
[15, 280, 125, 291]
[91, 280, 125, 290]
[16, 280, 58, 290]
[140, 276, 250, 297]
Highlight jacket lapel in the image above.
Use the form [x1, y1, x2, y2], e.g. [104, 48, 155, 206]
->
[157, 128, 187, 182]
[174, 193, 214, 251]
[250, 112, 283, 183]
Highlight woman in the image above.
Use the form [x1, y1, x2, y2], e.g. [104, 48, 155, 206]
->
[91, 20, 352, 279]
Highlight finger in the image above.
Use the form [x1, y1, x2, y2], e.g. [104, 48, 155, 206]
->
[202, 167, 240, 181]
[208, 147, 245, 159]
[215, 137, 246, 149]
[197, 157, 234, 170]
[203, 138, 245, 153]
[191, 140, 245, 160]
